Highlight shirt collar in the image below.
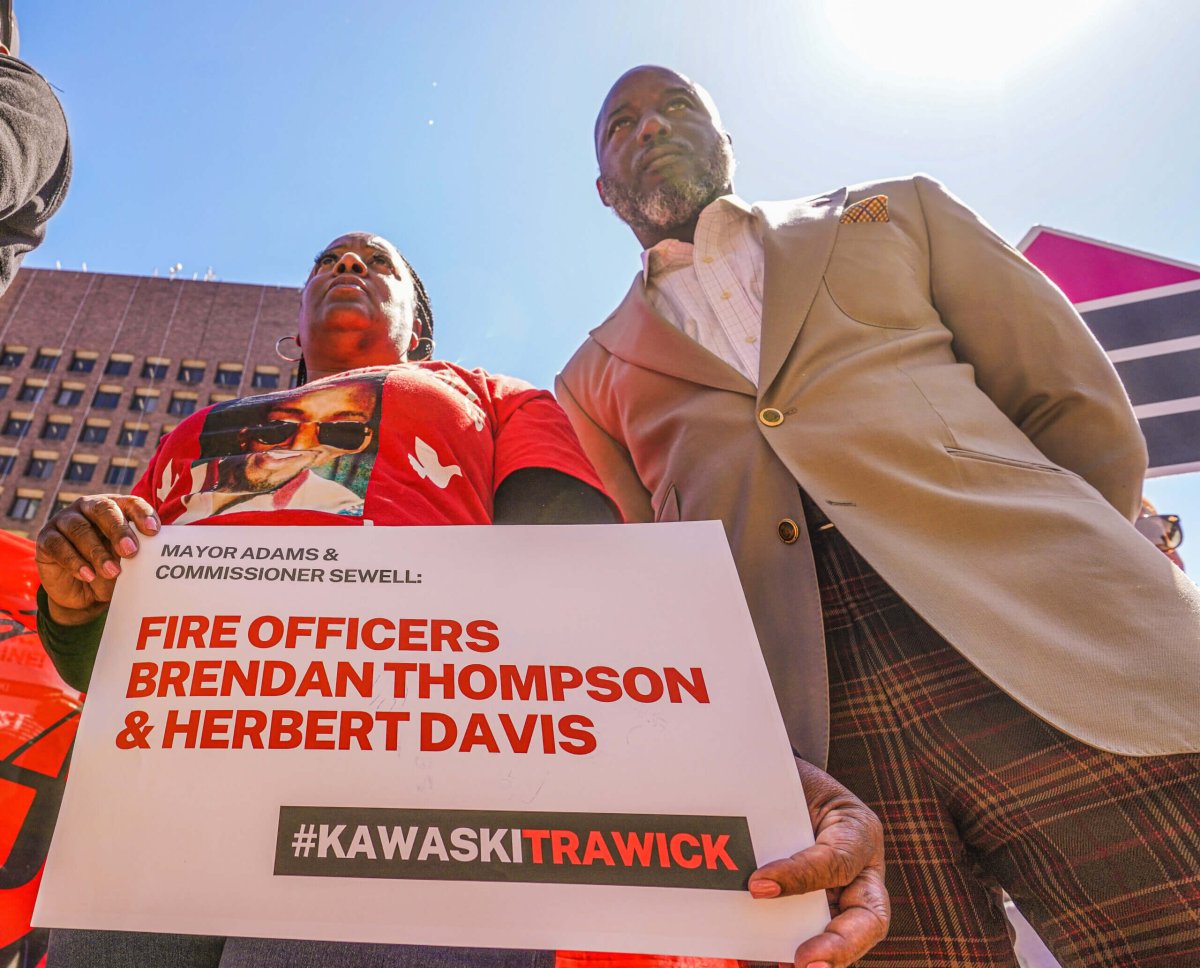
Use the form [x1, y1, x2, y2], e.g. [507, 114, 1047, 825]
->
[640, 194, 754, 283]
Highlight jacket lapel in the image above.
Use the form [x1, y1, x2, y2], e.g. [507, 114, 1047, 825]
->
[590, 275, 756, 396]
[756, 189, 846, 394]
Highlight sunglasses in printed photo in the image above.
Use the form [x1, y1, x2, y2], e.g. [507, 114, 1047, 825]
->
[1135, 513, 1183, 552]
[244, 419, 372, 451]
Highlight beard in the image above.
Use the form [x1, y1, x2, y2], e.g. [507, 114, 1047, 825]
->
[600, 138, 735, 236]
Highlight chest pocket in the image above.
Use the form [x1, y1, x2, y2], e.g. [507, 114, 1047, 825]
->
[823, 228, 937, 330]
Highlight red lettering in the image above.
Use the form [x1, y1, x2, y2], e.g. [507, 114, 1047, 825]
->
[459, 713, 500, 753]
[285, 615, 316, 649]
[211, 615, 239, 648]
[583, 666, 621, 701]
[624, 668, 665, 703]
[163, 708, 200, 748]
[304, 710, 337, 749]
[340, 710, 377, 750]
[361, 618, 394, 650]
[551, 830, 581, 865]
[702, 833, 737, 870]
[523, 829, 550, 863]
[549, 665, 583, 700]
[558, 715, 596, 754]
[420, 711, 456, 751]
[610, 831, 655, 867]
[178, 615, 210, 648]
[135, 616, 167, 651]
[268, 709, 304, 749]
[397, 618, 428, 650]
[232, 709, 267, 749]
[669, 832, 702, 868]
[465, 619, 499, 652]
[248, 614, 283, 648]
[581, 830, 615, 866]
[126, 661, 157, 698]
[199, 709, 232, 748]
[430, 619, 464, 651]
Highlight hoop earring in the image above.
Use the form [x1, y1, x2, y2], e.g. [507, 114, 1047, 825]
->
[410, 336, 436, 361]
[275, 335, 303, 362]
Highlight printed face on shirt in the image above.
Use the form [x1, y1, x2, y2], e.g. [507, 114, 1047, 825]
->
[235, 381, 377, 491]
[594, 66, 734, 237]
[298, 233, 418, 371]
[174, 373, 387, 523]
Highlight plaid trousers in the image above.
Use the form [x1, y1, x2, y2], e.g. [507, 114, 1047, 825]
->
[810, 508, 1200, 967]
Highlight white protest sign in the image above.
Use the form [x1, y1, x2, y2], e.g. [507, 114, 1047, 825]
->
[36, 522, 828, 960]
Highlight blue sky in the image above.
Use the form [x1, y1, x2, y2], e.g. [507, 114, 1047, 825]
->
[19, 0, 1200, 544]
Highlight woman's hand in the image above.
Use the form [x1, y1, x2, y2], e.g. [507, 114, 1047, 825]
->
[35, 494, 160, 625]
[747, 757, 890, 968]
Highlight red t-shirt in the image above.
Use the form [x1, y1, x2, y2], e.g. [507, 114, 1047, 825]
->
[133, 362, 605, 526]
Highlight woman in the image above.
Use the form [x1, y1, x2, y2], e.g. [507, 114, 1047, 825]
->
[35, 233, 886, 968]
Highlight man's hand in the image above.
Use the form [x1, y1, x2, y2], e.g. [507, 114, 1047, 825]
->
[747, 757, 889, 968]
[35, 494, 159, 625]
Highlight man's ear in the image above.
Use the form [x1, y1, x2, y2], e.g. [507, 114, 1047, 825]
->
[596, 176, 611, 209]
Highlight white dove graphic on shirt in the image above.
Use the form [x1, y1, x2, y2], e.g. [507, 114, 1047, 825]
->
[408, 437, 461, 488]
[156, 461, 178, 502]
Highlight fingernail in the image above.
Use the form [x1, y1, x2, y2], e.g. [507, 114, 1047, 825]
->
[748, 879, 781, 899]
[102, 560, 120, 579]
[118, 537, 138, 556]
[806, 962, 832, 968]
[145, 516, 160, 533]
[78, 565, 96, 583]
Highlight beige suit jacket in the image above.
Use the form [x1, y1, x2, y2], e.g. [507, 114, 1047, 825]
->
[557, 175, 1200, 767]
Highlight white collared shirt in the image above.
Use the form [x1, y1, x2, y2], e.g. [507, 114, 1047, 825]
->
[641, 195, 765, 385]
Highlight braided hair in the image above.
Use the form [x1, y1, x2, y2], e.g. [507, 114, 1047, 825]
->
[296, 239, 435, 386]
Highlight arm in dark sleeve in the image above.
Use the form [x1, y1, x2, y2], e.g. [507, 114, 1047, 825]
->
[36, 585, 105, 692]
[494, 467, 617, 524]
[0, 54, 71, 291]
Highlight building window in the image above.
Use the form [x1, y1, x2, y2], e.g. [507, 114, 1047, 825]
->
[0, 346, 26, 368]
[69, 352, 98, 373]
[80, 421, 109, 444]
[215, 364, 243, 386]
[105, 354, 133, 376]
[105, 462, 138, 487]
[53, 493, 82, 514]
[93, 387, 121, 409]
[56, 384, 85, 406]
[41, 418, 71, 440]
[141, 358, 170, 380]
[9, 493, 42, 521]
[32, 350, 61, 371]
[251, 367, 280, 389]
[3, 416, 31, 438]
[168, 392, 197, 416]
[17, 381, 46, 402]
[130, 389, 159, 412]
[25, 456, 56, 479]
[158, 424, 177, 443]
[0, 453, 16, 476]
[178, 361, 206, 384]
[0, 378, 9, 399]
[118, 424, 149, 447]
[65, 460, 96, 483]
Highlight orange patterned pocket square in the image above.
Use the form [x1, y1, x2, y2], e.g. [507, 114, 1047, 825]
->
[840, 194, 889, 224]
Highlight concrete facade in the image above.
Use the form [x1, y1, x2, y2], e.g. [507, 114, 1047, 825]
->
[0, 268, 301, 537]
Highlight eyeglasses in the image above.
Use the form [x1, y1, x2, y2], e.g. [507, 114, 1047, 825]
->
[1135, 513, 1183, 552]
[244, 419, 371, 451]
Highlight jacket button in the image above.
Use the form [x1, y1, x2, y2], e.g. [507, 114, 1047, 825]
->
[778, 518, 799, 544]
[758, 407, 784, 427]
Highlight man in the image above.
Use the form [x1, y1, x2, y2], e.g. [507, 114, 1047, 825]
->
[558, 65, 1200, 966]
[1, 1, 71, 297]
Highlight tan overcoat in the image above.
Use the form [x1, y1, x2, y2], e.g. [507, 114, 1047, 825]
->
[557, 174, 1200, 767]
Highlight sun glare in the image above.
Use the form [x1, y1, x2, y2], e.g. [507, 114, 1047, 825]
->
[821, 0, 1118, 83]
